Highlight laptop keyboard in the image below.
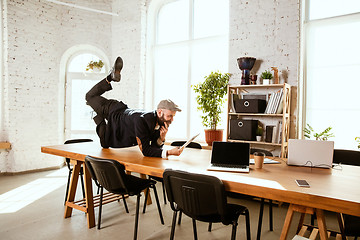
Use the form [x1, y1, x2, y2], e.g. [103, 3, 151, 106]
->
[211, 163, 248, 169]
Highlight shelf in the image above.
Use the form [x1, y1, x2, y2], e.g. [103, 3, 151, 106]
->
[229, 113, 284, 117]
[229, 84, 289, 89]
[227, 139, 281, 146]
[0, 142, 11, 149]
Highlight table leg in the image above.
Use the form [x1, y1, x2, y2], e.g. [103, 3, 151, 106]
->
[83, 163, 95, 229]
[280, 204, 296, 240]
[64, 160, 81, 218]
[316, 209, 329, 240]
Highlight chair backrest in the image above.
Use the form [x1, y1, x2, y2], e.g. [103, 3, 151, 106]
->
[64, 139, 93, 165]
[250, 148, 273, 157]
[163, 169, 227, 220]
[333, 149, 360, 166]
[171, 141, 202, 149]
[84, 155, 128, 193]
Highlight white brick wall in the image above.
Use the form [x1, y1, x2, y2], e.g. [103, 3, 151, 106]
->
[1, 0, 113, 172]
[229, 0, 300, 138]
[1, 0, 300, 172]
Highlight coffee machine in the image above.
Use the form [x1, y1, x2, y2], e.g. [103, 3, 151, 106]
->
[237, 57, 256, 85]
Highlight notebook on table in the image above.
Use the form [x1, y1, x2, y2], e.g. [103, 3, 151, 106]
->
[207, 141, 250, 173]
[287, 139, 334, 168]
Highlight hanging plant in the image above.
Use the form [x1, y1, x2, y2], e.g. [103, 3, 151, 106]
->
[86, 60, 104, 71]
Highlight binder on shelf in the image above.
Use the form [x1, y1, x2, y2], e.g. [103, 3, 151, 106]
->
[265, 125, 275, 143]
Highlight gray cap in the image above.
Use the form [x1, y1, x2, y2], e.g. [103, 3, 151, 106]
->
[157, 99, 182, 112]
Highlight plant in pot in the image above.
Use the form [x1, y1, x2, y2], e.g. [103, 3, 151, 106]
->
[260, 70, 273, 85]
[86, 60, 104, 72]
[256, 125, 263, 141]
[192, 71, 231, 146]
[303, 123, 335, 141]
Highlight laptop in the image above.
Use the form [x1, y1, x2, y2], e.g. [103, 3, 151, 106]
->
[287, 139, 334, 168]
[207, 141, 250, 173]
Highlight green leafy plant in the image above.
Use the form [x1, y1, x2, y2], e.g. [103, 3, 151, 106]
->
[356, 137, 360, 149]
[86, 60, 104, 71]
[303, 123, 335, 141]
[256, 125, 263, 136]
[260, 70, 273, 79]
[192, 71, 231, 130]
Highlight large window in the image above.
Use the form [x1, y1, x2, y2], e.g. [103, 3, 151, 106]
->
[65, 53, 108, 142]
[303, 0, 360, 150]
[147, 0, 229, 141]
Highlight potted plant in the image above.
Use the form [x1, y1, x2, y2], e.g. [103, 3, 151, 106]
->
[260, 70, 273, 85]
[86, 60, 104, 72]
[256, 125, 263, 141]
[356, 137, 360, 149]
[192, 71, 231, 146]
[303, 123, 335, 141]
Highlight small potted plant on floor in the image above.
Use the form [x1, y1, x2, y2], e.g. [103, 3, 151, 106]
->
[192, 70, 231, 146]
[261, 70, 273, 85]
[86, 60, 104, 72]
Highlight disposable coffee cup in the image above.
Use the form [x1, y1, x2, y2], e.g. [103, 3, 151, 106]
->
[254, 152, 265, 169]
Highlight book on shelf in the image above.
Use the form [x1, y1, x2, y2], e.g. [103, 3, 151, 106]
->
[265, 93, 274, 114]
[230, 93, 239, 113]
[276, 92, 284, 114]
[272, 89, 283, 114]
[277, 121, 283, 144]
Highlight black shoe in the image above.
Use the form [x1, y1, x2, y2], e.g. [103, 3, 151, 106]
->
[110, 56, 123, 82]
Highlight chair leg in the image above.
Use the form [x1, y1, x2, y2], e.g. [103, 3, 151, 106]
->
[97, 187, 103, 229]
[134, 194, 141, 240]
[170, 211, 178, 240]
[192, 218, 198, 240]
[178, 211, 182, 225]
[142, 188, 150, 213]
[231, 220, 238, 240]
[162, 181, 167, 204]
[257, 198, 265, 240]
[151, 184, 164, 225]
[244, 209, 251, 240]
[64, 170, 72, 205]
[122, 194, 129, 213]
[269, 199, 273, 231]
[208, 222, 212, 232]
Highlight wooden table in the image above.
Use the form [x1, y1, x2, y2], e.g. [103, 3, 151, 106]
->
[41, 142, 360, 239]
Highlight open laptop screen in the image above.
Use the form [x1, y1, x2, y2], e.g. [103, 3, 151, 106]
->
[211, 141, 250, 165]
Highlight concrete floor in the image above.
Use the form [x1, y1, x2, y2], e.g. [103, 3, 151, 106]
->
[0, 167, 346, 240]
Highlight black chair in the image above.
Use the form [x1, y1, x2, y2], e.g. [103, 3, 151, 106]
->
[163, 169, 251, 240]
[250, 148, 274, 240]
[64, 139, 93, 205]
[145, 141, 202, 207]
[84, 155, 164, 240]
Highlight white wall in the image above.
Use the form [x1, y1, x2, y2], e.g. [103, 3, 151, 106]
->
[228, 0, 300, 138]
[0, 0, 300, 172]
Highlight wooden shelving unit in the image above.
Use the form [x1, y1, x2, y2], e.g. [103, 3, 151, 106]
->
[226, 83, 291, 158]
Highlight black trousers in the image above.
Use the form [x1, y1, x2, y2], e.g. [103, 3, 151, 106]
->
[85, 79, 119, 147]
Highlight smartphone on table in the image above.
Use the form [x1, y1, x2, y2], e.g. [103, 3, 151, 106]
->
[295, 179, 310, 188]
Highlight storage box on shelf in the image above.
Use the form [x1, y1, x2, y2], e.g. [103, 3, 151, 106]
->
[226, 83, 291, 158]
